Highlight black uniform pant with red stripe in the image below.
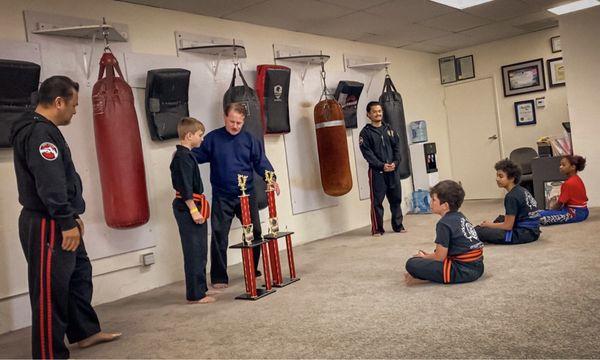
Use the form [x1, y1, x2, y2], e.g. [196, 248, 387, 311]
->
[19, 209, 101, 359]
[210, 191, 262, 284]
[405, 257, 484, 284]
[368, 169, 404, 235]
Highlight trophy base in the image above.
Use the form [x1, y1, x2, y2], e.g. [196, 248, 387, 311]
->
[235, 288, 276, 301]
[271, 277, 301, 288]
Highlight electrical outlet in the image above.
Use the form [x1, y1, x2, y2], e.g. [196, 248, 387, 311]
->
[141, 252, 155, 266]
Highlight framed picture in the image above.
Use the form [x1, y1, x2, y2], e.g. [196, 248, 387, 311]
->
[501, 58, 546, 97]
[514, 99, 536, 126]
[439, 56, 457, 84]
[456, 55, 475, 80]
[544, 180, 564, 209]
[550, 36, 561, 53]
[547, 57, 566, 87]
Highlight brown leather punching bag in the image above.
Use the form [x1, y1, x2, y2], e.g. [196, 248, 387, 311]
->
[314, 99, 352, 196]
[92, 51, 150, 228]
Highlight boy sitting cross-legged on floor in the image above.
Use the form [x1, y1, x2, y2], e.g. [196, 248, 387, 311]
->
[405, 180, 484, 285]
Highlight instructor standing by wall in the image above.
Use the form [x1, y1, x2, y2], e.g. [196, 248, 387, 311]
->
[193, 102, 279, 289]
[10, 76, 120, 358]
[359, 101, 406, 236]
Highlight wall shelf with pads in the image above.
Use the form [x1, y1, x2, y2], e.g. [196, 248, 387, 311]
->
[31, 23, 128, 42]
[273, 44, 330, 82]
[175, 32, 246, 77]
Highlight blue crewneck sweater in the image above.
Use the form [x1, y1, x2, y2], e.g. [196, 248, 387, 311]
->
[192, 127, 273, 198]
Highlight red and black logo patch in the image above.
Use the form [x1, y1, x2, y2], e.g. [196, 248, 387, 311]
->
[39, 142, 59, 161]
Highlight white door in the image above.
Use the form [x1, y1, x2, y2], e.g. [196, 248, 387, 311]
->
[444, 78, 503, 199]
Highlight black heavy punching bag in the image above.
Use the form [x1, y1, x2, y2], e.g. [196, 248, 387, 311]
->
[379, 75, 411, 179]
[223, 67, 268, 209]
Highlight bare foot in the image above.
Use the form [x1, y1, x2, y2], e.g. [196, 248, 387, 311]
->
[212, 283, 228, 289]
[78, 332, 122, 349]
[404, 272, 428, 286]
[188, 296, 216, 304]
[372, 233, 382, 237]
[400, 229, 407, 233]
[206, 289, 222, 295]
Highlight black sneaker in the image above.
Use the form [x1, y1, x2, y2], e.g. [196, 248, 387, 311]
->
[255, 270, 262, 277]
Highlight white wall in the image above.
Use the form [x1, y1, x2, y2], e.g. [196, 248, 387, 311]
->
[559, 7, 600, 207]
[442, 27, 568, 158]
[0, 0, 450, 333]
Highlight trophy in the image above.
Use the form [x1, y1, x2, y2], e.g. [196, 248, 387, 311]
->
[238, 174, 254, 246]
[265, 170, 279, 235]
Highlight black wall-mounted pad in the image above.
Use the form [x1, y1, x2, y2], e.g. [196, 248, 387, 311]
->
[145, 68, 190, 141]
[256, 65, 291, 134]
[0, 59, 40, 148]
[334, 80, 364, 129]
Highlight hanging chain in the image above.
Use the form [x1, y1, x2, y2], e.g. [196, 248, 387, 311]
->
[320, 57, 329, 100]
[102, 17, 111, 53]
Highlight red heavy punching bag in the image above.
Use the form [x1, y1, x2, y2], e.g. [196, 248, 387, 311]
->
[314, 99, 352, 196]
[92, 51, 150, 228]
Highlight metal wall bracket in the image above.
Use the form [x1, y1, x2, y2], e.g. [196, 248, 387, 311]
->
[175, 32, 246, 77]
[273, 44, 330, 82]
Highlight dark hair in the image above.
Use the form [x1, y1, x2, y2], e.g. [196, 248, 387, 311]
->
[430, 180, 465, 212]
[366, 101, 381, 113]
[564, 155, 586, 171]
[224, 102, 247, 117]
[38, 76, 79, 106]
[495, 159, 521, 184]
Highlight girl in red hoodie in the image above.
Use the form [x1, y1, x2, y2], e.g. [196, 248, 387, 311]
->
[539, 155, 589, 225]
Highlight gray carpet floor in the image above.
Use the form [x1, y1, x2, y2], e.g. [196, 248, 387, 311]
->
[1, 200, 599, 358]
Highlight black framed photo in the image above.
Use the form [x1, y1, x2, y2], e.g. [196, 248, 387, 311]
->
[456, 55, 475, 80]
[501, 58, 546, 97]
[550, 36, 561, 53]
[439, 56, 457, 84]
[514, 99, 536, 126]
[547, 57, 566, 87]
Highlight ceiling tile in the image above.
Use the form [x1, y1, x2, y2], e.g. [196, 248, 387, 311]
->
[458, 21, 527, 44]
[354, 33, 414, 48]
[365, 0, 456, 24]
[419, 11, 492, 32]
[118, 0, 266, 18]
[224, 0, 355, 31]
[385, 23, 452, 43]
[317, 0, 391, 11]
[303, 11, 389, 41]
[462, 0, 539, 21]
[401, 42, 452, 54]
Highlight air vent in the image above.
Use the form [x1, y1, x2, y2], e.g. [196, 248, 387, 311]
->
[515, 18, 559, 32]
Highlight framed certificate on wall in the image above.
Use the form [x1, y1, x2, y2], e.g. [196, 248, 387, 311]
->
[501, 58, 546, 96]
[514, 99, 536, 126]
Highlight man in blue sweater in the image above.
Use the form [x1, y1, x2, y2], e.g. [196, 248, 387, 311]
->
[193, 102, 280, 288]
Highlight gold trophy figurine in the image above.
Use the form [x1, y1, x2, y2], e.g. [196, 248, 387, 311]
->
[237, 174, 248, 197]
[265, 170, 279, 235]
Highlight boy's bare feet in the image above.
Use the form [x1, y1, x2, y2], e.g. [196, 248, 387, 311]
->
[78, 332, 122, 349]
[188, 296, 216, 304]
[212, 283, 228, 289]
[372, 233, 382, 237]
[404, 272, 429, 286]
[206, 289, 222, 295]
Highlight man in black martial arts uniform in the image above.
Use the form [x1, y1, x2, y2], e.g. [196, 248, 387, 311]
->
[405, 180, 484, 285]
[10, 75, 120, 358]
[359, 101, 405, 236]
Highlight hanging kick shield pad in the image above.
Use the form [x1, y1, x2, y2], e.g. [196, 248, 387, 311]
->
[379, 76, 411, 179]
[92, 52, 150, 228]
[145, 68, 190, 141]
[0, 59, 40, 148]
[334, 81, 363, 129]
[314, 99, 352, 196]
[256, 64, 291, 134]
[223, 67, 268, 209]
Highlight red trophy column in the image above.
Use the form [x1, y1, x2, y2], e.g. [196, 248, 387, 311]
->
[230, 174, 275, 300]
[263, 170, 300, 288]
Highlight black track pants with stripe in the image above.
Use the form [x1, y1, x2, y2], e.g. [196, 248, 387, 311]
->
[19, 209, 101, 359]
[405, 257, 484, 284]
[368, 169, 404, 235]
